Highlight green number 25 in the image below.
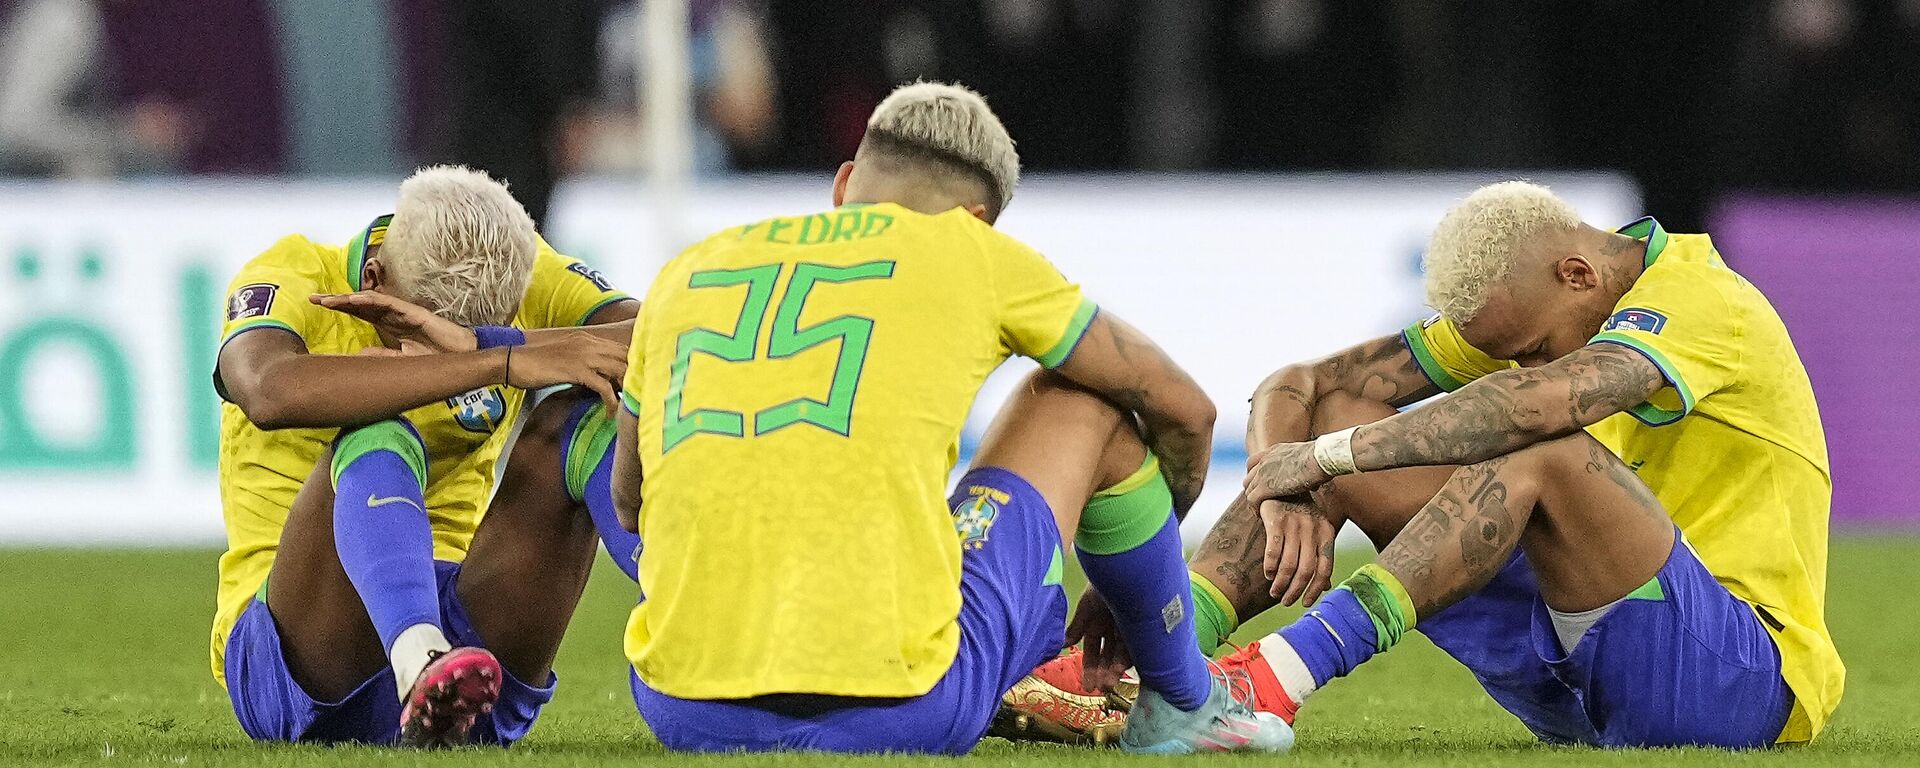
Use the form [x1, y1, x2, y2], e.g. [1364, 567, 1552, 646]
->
[662, 260, 896, 452]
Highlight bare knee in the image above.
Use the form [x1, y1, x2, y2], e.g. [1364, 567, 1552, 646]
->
[521, 387, 597, 449]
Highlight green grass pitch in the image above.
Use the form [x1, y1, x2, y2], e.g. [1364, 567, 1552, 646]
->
[2, 540, 1915, 766]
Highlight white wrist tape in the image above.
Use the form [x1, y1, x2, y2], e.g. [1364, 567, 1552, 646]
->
[1313, 426, 1361, 477]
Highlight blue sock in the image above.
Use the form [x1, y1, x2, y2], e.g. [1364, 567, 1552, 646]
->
[331, 421, 441, 653]
[563, 400, 640, 582]
[1275, 586, 1383, 687]
[1074, 457, 1212, 711]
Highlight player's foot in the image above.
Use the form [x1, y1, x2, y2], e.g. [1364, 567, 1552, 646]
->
[398, 647, 502, 748]
[1116, 661, 1295, 754]
[1212, 640, 1303, 724]
[990, 647, 1134, 745]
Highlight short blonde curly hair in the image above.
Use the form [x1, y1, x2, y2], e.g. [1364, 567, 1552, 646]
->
[861, 81, 1020, 217]
[380, 165, 537, 326]
[1423, 181, 1585, 324]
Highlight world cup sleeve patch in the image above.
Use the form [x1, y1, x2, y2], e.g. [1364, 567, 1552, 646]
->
[227, 283, 279, 321]
[1604, 307, 1668, 334]
[566, 262, 614, 292]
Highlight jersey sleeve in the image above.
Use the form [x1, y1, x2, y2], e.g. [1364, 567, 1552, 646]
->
[987, 236, 1097, 368]
[219, 236, 327, 350]
[518, 239, 634, 329]
[1587, 263, 1742, 426]
[1402, 314, 1514, 391]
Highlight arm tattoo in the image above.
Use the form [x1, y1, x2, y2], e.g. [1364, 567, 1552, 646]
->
[1353, 344, 1664, 471]
[1248, 334, 1440, 449]
[1102, 321, 1210, 518]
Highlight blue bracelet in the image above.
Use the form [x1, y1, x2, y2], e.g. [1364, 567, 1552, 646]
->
[473, 325, 526, 349]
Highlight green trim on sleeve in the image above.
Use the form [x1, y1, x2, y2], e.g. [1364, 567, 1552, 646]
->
[1401, 320, 1467, 392]
[1035, 298, 1099, 369]
[220, 318, 301, 348]
[1589, 332, 1694, 426]
[575, 294, 635, 326]
[620, 390, 643, 417]
[564, 402, 618, 503]
[330, 419, 428, 489]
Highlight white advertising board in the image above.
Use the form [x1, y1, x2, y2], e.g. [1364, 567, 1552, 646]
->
[0, 174, 1637, 544]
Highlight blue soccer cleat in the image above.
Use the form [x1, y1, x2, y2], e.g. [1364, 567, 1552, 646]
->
[1116, 663, 1296, 754]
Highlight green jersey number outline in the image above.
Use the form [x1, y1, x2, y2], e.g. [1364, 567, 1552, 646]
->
[662, 260, 896, 452]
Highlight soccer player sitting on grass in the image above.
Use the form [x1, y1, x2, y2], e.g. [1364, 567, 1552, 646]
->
[211, 165, 641, 747]
[606, 81, 1291, 755]
[1015, 181, 1842, 748]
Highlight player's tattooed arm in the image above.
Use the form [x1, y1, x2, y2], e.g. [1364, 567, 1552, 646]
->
[1246, 333, 1438, 454]
[1244, 343, 1664, 501]
[612, 407, 644, 532]
[1054, 312, 1216, 519]
[1350, 343, 1664, 470]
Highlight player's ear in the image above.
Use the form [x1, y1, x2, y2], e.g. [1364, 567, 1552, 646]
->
[361, 258, 388, 292]
[1558, 256, 1599, 291]
[832, 161, 855, 207]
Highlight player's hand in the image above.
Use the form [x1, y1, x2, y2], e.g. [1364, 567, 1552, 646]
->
[311, 291, 479, 354]
[1064, 588, 1131, 693]
[1243, 440, 1331, 504]
[1259, 497, 1336, 606]
[502, 329, 627, 411]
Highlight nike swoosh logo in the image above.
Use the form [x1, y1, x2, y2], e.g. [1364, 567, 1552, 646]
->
[366, 493, 424, 512]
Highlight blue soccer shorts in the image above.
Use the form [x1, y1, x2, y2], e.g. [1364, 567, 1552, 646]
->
[1418, 530, 1793, 748]
[631, 466, 1070, 755]
[224, 560, 556, 745]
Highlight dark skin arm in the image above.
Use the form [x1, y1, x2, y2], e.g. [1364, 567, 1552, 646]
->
[1051, 312, 1216, 519]
[221, 300, 634, 431]
[1245, 342, 1666, 501]
[612, 406, 643, 533]
[218, 330, 514, 431]
[309, 292, 638, 349]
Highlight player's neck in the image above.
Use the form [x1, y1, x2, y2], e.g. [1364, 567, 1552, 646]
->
[842, 180, 973, 219]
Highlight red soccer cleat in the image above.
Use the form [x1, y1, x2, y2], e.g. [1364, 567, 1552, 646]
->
[1212, 642, 1301, 725]
[398, 647, 503, 748]
[990, 647, 1135, 745]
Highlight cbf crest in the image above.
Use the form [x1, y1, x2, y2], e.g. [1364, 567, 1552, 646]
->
[952, 485, 1008, 550]
[447, 387, 507, 433]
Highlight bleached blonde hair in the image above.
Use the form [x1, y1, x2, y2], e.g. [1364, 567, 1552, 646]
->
[1424, 181, 1585, 323]
[861, 81, 1020, 216]
[379, 165, 537, 326]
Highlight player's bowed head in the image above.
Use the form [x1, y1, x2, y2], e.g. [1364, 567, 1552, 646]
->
[360, 165, 540, 329]
[1424, 181, 1650, 367]
[833, 81, 1021, 225]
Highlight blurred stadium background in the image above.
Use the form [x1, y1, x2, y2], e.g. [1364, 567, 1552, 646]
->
[0, 2, 1913, 554]
[3, 1, 1919, 763]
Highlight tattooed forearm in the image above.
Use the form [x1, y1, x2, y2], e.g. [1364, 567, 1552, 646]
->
[1350, 343, 1664, 472]
[1062, 312, 1216, 520]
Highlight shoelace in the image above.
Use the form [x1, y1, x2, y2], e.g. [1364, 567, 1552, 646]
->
[1204, 658, 1261, 719]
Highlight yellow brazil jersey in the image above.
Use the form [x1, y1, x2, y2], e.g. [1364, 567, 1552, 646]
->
[209, 215, 630, 685]
[1403, 218, 1841, 742]
[620, 203, 1096, 700]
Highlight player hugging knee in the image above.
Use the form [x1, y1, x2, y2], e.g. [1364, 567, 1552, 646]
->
[1004, 181, 1843, 749]
[210, 165, 642, 747]
[603, 81, 1290, 756]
